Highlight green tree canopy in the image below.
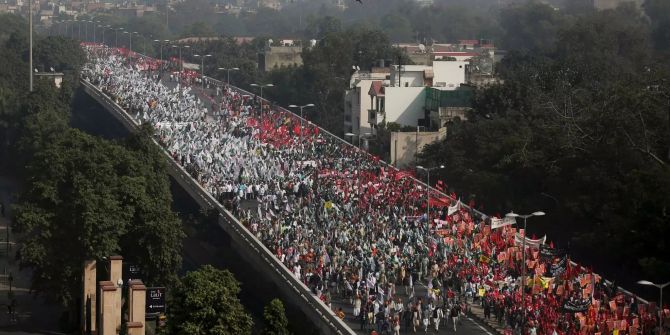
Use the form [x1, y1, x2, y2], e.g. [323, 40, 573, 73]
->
[420, 6, 670, 284]
[263, 298, 290, 335]
[13, 126, 183, 305]
[167, 265, 253, 335]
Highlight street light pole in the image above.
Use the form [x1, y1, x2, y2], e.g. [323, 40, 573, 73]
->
[250, 83, 274, 111]
[638, 280, 670, 334]
[217, 67, 239, 85]
[289, 104, 315, 154]
[28, 0, 33, 92]
[506, 210, 546, 332]
[92, 21, 96, 44]
[416, 125, 426, 167]
[193, 54, 212, 90]
[416, 165, 445, 220]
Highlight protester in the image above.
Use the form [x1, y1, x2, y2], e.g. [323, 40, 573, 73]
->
[82, 44, 664, 335]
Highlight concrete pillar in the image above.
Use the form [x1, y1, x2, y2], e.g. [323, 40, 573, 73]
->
[108, 255, 123, 334]
[126, 322, 144, 335]
[82, 260, 96, 335]
[98, 282, 117, 335]
[128, 280, 146, 334]
[108, 255, 123, 286]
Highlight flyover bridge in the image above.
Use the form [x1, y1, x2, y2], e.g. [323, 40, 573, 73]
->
[80, 45, 657, 335]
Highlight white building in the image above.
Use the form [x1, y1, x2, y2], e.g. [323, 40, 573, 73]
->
[432, 61, 467, 89]
[344, 60, 470, 145]
[343, 69, 390, 138]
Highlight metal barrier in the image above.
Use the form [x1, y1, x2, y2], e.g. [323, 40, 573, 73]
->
[80, 78, 356, 335]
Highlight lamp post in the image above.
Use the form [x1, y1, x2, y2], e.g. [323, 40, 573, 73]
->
[217, 67, 239, 85]
[416, 125, 427, 167]
[92, 20, 99, 43]
[173, 45, 190, 86]
[288, 103, 315, 154]
[123, 31, 138, 57]
[345, 132, 368, 200]
[505, 210, 546, 332]
[345, 132, 364, 149]
[154, 40, 163, 62]
[114, 28, 123, 47]
[637, 280, 670, 334]
[250, 83, 274, 110]
[84, 20, 88, 42]
[416, 165, 445, 221]
[193, 54, 212, 90]
[28, 0, 33, 92]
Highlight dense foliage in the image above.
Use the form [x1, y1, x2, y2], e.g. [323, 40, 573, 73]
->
[0, 14, 184, 308]
[263, 298, 290, 335]
[167, 265, 253, 335]
[420, 4, 670, 286]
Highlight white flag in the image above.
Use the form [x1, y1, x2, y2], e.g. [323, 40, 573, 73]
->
[447, 200, 461, 216]
[492, 216, 516, 229]
[514, 233, 546, 248]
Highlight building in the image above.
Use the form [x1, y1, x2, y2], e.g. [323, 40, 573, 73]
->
[114, 5, 157, 18]
[415, 0, 434, 7]
[592, 0, 642, 10]
[390, 127, 446, 168]
[425, 86, 473, 127]
[258, 45, 302, 72]
[343, 68, 390, 138]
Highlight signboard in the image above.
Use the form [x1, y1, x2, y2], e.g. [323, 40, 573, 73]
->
[146, 287, 166, 315]
[122, 263, 143, 283]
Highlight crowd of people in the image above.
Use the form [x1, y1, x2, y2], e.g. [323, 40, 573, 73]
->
[81, 44, 667, 335]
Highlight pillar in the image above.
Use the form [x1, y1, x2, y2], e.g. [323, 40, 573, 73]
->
[128, 280, 146, 335]
[98, 282, 117, 335]
[126, 322, 144, 335]
[108, 255, 123, 286]
[82, 260, 96, 335]
[108, 255, 123, 333]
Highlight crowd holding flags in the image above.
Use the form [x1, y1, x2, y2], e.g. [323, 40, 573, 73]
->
[82, 44, 667, 335]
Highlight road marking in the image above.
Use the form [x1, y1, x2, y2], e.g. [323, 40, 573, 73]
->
[465, 316, 495, 335]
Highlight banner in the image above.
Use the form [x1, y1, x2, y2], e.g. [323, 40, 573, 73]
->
[448, 200, 461, 215]
[395, 170, 414, 181]
[429, 197, 451, 208]
[514, 233, 546, 248]
[548, 255, 568, 277]
[562, 298, 592, 313]
[540, 245, 566, 259]
[492, 216, 516, 229]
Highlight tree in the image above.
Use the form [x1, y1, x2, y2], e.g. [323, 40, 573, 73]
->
[167, 265, 253, 335]
[12, 125, 184, 305]
[420, 7, 670, 285]
[119, 125, 185, 287]
[499, 1, 564, 52]
[13, 129, 135, 305]
[644, 0, 670, 51]
[263, 298, 290, 335]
